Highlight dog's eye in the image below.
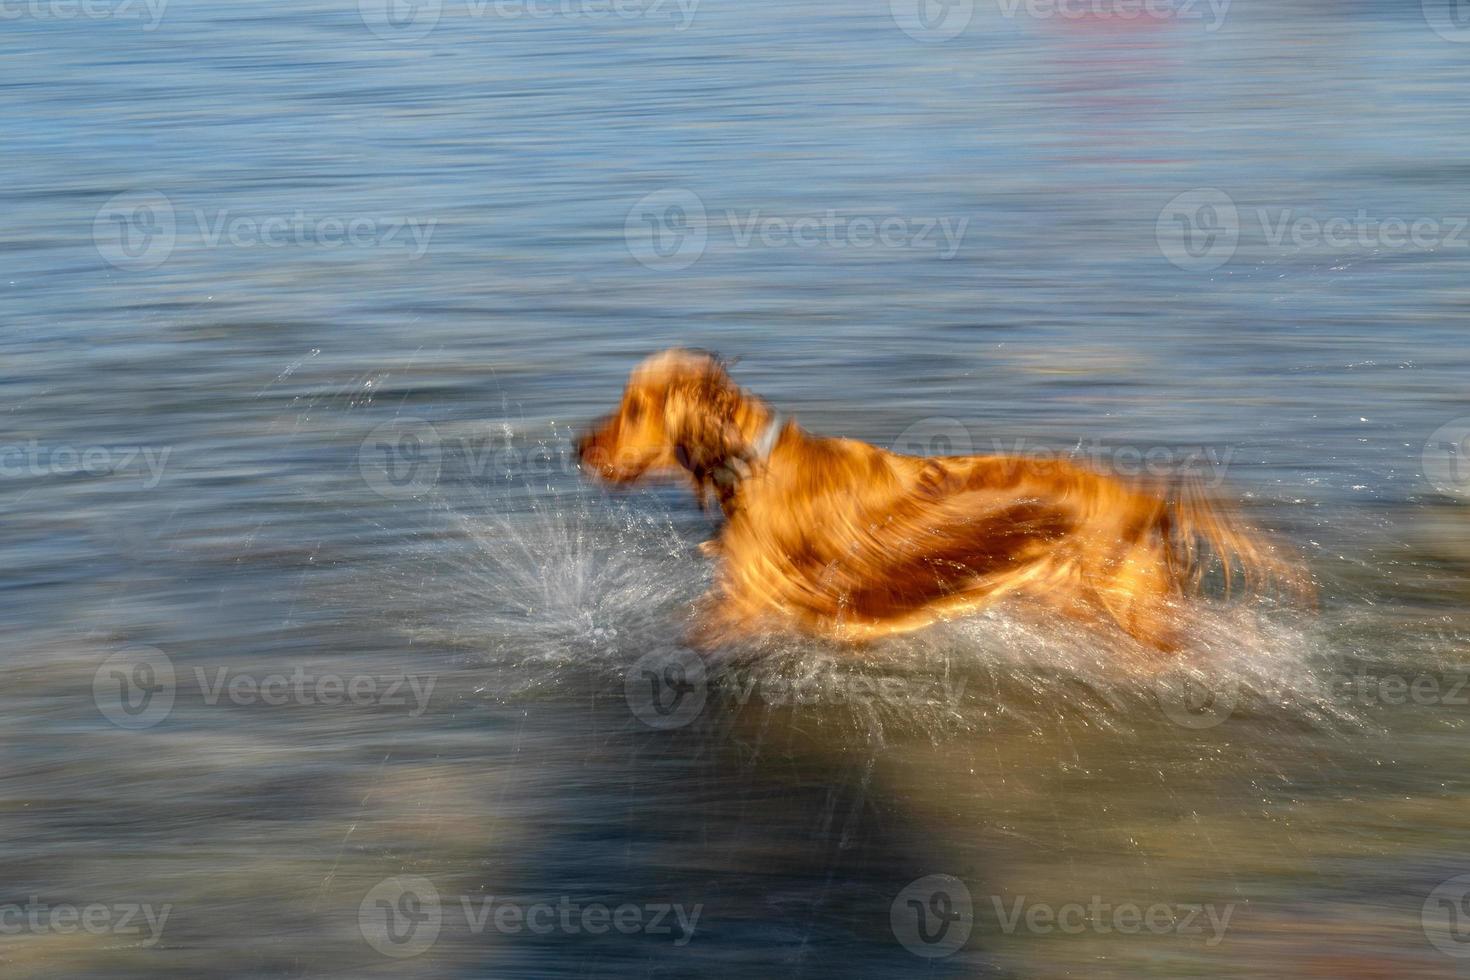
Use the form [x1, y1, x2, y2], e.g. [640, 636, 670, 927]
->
[625, 396, 644, 422]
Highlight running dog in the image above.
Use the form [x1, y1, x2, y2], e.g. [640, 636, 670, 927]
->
[576, 349, 1305, 650]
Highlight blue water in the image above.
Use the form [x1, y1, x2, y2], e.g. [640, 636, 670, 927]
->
[4, 2, 1470, 977]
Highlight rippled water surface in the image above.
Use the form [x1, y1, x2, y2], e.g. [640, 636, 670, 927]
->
[5, 2, 1470, 977]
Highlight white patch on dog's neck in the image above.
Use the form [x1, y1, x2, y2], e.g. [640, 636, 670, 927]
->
[752, 411, 784, 461]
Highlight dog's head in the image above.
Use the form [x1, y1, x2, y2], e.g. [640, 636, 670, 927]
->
[576, 349, 760, 494]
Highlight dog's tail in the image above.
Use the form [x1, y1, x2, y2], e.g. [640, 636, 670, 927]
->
[1161, 476, 1315, 606]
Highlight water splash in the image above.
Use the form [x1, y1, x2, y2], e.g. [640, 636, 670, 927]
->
[388, 444, 1387, 749]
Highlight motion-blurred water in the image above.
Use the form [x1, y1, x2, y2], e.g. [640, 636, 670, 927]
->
[4, 1, 1470, 976]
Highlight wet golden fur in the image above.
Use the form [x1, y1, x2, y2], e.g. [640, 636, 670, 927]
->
[577, 349, 1305, 651]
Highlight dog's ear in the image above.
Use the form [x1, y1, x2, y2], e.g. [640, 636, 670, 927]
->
[666, 370, 748, 496]
[683, 348, 739, 373]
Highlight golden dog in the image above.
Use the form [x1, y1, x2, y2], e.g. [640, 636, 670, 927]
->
[576, 349, 1304, 651]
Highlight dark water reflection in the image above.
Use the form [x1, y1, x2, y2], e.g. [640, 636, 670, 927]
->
[4, 1, 1470, 976]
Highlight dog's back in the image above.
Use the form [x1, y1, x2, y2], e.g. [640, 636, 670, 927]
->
[702, 431, 1306, 650]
